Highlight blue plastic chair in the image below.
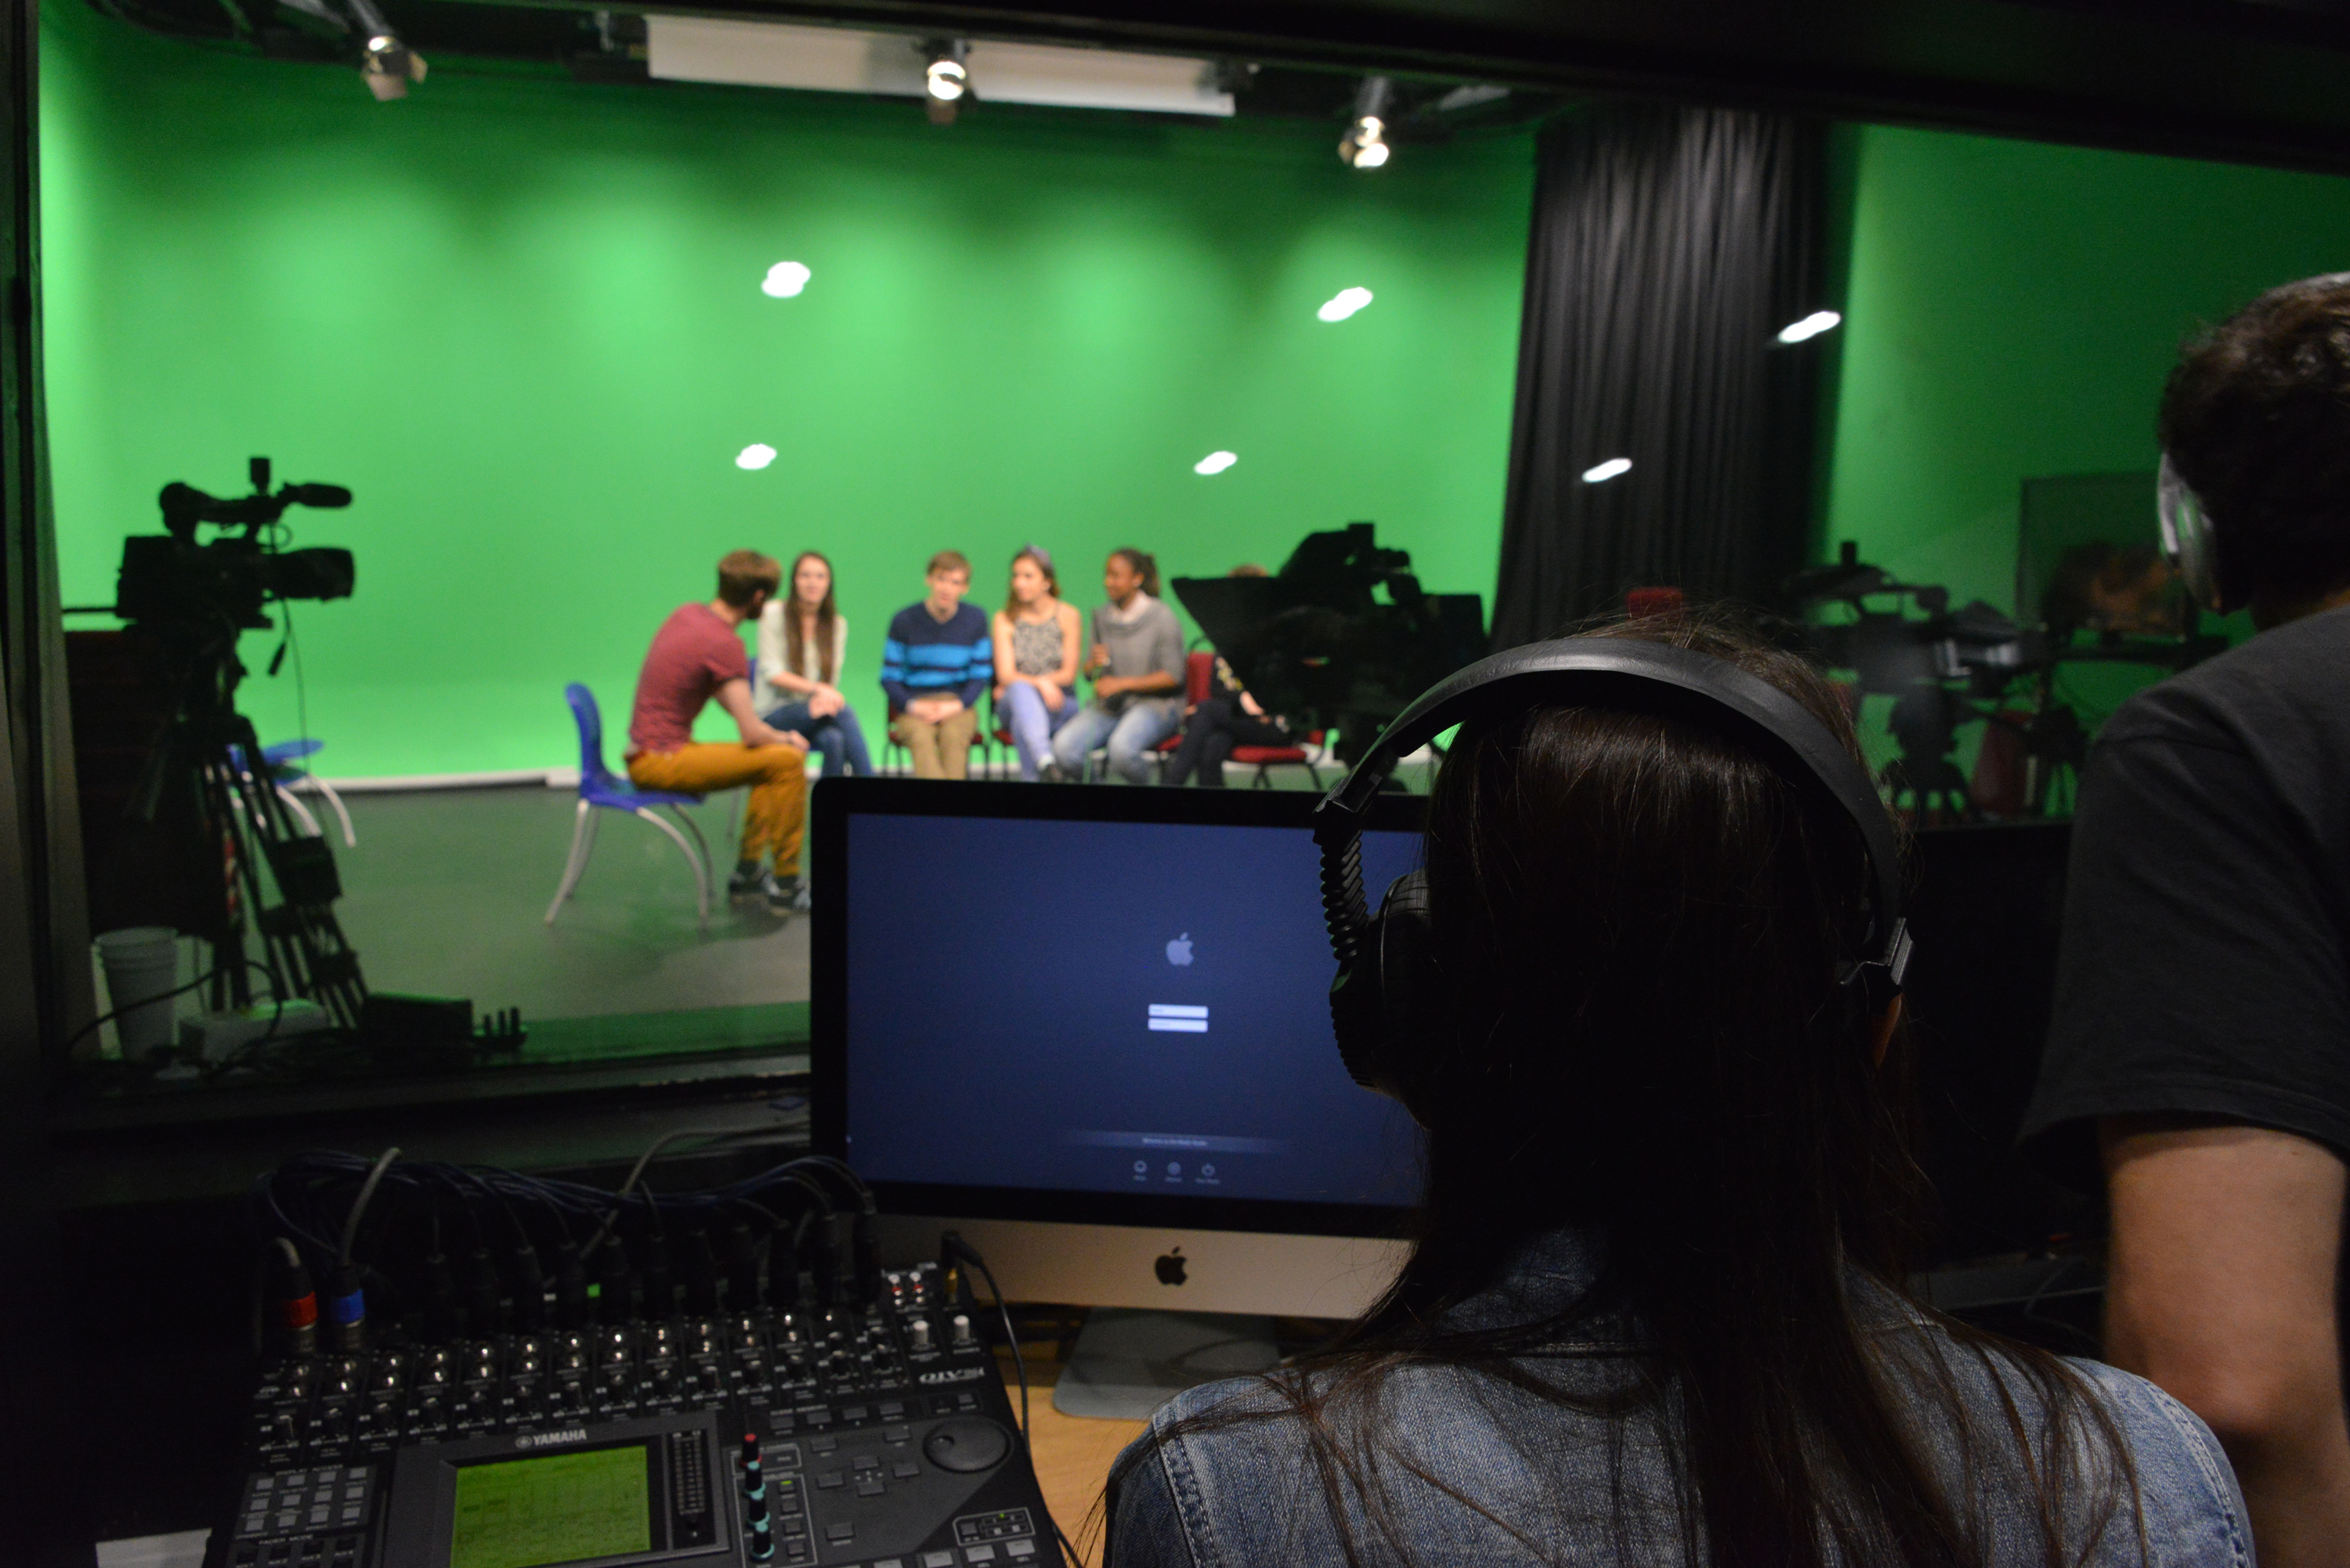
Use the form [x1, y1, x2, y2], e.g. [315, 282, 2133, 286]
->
[544, 684, 715, 931]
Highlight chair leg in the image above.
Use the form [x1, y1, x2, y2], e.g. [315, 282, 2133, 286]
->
[544, 799, 596, 925]
[637, 807, 710, 932]
[667, 803, 714, 888]
[1303, 761, 1324, 790]
[308, 776, 358, 848]
[1251, 764, 1271, 790]
[274, 783, 325, 837]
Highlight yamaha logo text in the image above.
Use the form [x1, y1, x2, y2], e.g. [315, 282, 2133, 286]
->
[514, 1429, 589, 1449]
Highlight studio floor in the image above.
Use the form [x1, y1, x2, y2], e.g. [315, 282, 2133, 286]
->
[328, 782, 808, 1022]
[313, 762, 1365, 1026]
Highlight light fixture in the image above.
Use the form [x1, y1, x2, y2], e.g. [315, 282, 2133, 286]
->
[1776, 309, 1842, 344]
[1193, 451, 1238, 475]
[761, 262, 812, 298]
[1339, 77, 1394, 169]
[923, 38, 969, 105]
[1582, 457, 1632, 484]
[736, 444, 779, 471]
[349, 0, 425, 100]
[1317, 287, 1374, 323]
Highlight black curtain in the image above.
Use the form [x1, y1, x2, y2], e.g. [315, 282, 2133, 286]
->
[1491, 104, 1828, 647]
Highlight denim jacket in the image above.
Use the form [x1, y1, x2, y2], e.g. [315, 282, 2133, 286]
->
[1108, 1233, 2251, 1567]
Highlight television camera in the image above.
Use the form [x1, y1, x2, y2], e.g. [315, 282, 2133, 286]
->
[1170, 522, 1487, 764]
[116, 457, 355, 630]
[1790, 538, 2241, 819]
[1788, 543, 2048, 818]
[101, 458, 372, 1045]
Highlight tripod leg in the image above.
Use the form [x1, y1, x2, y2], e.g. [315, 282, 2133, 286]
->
[545, 800, 595, 925]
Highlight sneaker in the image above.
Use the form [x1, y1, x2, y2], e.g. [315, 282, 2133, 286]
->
[768, 875, 809, 916]
[727, 865, 772, 900]
[1038, 761, 1071, 784]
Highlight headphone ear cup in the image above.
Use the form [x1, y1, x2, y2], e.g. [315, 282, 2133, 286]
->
[1329, 870, 1434, 1104]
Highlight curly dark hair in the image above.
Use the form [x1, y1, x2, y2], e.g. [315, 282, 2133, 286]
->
[2160, 272, 2350, 610]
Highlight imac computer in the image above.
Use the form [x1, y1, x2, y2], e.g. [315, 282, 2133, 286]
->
[811, 777, 1425, 1373]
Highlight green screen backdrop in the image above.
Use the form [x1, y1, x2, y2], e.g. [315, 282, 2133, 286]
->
[1825, 124, 2350, 612]
[40, 2, 1534, 779]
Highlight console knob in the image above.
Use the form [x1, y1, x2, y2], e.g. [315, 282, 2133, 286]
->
[739, 1432, 774, 1562]
[923, 1418, 1009, 1474]
[909, 1319, 933, 1353]
[949, 1313, 974, 1349]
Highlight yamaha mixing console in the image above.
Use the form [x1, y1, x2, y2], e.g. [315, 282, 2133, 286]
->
[209, 1153, 1064, 1568]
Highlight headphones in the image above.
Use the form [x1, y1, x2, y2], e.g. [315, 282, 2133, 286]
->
[1309, 638, 1914, 1104]
[2157, 453, 2236, 613]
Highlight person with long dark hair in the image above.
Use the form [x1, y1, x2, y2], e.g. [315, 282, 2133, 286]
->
[1108, 615, 2246, 1567]
[992, 545, 1084, 781]
[756, 550, 873, 778]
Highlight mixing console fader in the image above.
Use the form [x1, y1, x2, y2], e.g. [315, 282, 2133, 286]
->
[202, 1264, 1061, 1568]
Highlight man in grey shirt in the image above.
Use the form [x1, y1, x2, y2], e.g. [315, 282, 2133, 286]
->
[1050, 547, 1184, 783]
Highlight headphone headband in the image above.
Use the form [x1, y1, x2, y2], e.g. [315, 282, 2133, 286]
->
[1312, 638, 1907, 971]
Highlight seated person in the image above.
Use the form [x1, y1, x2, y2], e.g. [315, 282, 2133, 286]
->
[880, 551, 990, 780]
[626, 550, 810, 915]
[1050, 547, 1183, 784]
[991, 545, 1084, 782]
[1108, 616, 2247, 1567]
[1163, 656, 1293, 787]
[756, 549, 874, 778]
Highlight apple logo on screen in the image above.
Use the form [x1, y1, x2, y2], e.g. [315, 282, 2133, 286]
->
[1166, 934, 1194, 966]
[1155, 1248, 1188, 1286]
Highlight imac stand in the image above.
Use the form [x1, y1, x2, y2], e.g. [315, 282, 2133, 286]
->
[1053, 1308, 1282, 1421]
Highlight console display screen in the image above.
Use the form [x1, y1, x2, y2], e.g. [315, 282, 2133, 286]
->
[448, 1446, 652, 1568]
[841, 813, 1424, 1208]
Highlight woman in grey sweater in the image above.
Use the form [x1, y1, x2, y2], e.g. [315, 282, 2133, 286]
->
[1050, 548, 1184, 783]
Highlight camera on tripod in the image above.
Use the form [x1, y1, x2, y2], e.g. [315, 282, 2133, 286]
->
[1170, 522, 1488, 763]
[114, 456, 355, 630]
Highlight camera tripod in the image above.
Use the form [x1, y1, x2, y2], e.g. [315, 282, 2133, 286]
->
[125, 609, 369, 1033]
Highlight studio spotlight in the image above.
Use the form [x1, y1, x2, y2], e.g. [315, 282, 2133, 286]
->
[349, 0, 425, 100]
[924, 38, 969, 100]
[1339, 76, 1394, 169]
[1776, 309, 1842, 344]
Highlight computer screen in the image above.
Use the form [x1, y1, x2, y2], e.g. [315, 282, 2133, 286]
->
[812, 779, 1426, 1306]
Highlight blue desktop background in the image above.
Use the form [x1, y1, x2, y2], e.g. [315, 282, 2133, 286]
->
[842, 815, 1425, 1207]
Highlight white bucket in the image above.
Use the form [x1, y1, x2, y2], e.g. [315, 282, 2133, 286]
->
[94, 926, 182, 1056]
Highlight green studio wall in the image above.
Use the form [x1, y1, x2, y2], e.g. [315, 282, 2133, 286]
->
[1827, 124, 2350, 613]
[40, 0, 1533, 779]
[1819, 125, 2350, 755]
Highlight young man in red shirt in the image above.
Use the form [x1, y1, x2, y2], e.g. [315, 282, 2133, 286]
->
[626, 551, 811, 913]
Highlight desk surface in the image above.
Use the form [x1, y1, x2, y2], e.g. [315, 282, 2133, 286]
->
[998, 1351, 1146, 1567]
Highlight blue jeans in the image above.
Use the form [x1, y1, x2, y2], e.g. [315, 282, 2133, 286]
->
[1050, 699, 1180, 784]
[1001, 681, 1081, 780]
[761, 699, 873, 779]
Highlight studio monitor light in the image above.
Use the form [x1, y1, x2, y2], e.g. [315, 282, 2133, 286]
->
[1340, 75, 1394, 169]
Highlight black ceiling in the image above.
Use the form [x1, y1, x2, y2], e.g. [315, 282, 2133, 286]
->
[88, 0, 2350, 172]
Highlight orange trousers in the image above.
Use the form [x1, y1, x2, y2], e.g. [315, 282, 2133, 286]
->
[627, 742, 806, 875]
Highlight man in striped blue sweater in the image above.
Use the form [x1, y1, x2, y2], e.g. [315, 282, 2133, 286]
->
[880, 551, 992, 779]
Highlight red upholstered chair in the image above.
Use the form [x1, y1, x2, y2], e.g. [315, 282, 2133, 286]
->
[1229, 729, 1325, 790]
[1150, 652, 1220, 782]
